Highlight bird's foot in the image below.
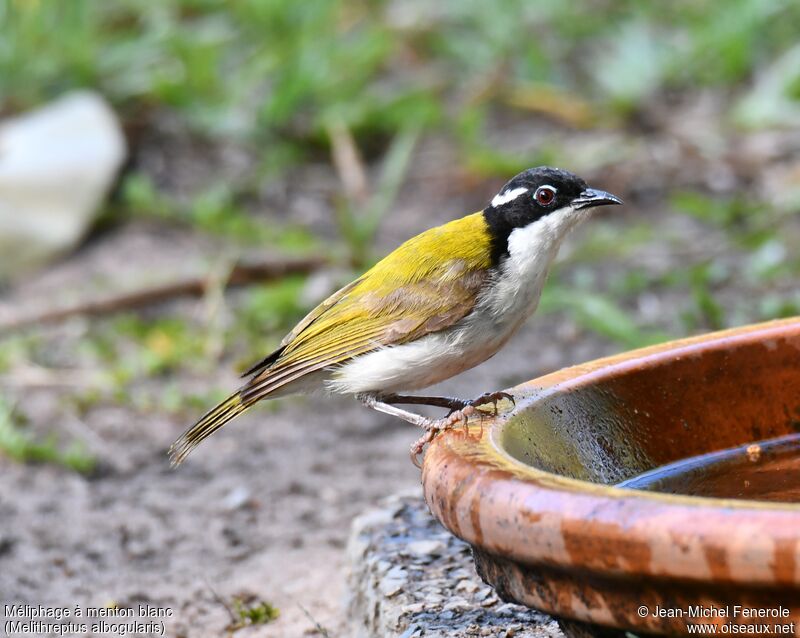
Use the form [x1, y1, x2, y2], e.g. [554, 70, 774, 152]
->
[409, 406, 474, 468]
[358, 391, 514, 468]
[408, 392, 515, 467]
[461, 390, 515, 416]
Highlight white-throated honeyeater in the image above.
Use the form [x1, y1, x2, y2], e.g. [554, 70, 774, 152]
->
[170, 166, 622, 465]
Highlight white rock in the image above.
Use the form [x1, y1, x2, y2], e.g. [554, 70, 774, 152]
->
[0, 91, 126, 278]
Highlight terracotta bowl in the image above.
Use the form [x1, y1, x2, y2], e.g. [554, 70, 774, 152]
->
[421, 318, 800, 637]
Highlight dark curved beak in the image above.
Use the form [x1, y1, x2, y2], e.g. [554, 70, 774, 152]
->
[573, 188, 623, 210]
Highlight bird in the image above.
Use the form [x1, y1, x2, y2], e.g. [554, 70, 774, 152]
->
[169, 166, 622, 466]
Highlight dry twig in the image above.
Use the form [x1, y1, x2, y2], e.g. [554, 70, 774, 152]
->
[0, 256, 326, 333]
[326, 117, 370, 208]
[298, 603, 331, 638]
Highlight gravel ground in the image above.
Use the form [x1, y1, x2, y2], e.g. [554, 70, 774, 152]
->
[347, 491, 564, 637]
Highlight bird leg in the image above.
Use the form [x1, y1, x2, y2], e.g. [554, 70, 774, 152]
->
[374, 393, 469, 411]
[357, 393, 474, 465]
[377, 391, 515, 416]
[357, 393, 441, 429]
[358, 391, 516, 467]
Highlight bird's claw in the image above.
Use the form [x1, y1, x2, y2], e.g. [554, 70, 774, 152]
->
[409, 407, 472, 468]
[410, 428, 437, 468]
[466, 390, 515, 415]
[409, 392, 516, 468]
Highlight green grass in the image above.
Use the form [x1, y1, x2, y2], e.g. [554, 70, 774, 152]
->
[4, 0, 800, 146]
[230, 596, 279, 629]
[333, 123, 421, 267]
[0, 396, 96, 474]
[52, 276, 313, 419]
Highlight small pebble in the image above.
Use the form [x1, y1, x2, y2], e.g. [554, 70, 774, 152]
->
[449, 568, 472, 579]
[456, 579, 480, 594]
[380, 579, 405, 597]
[386, 565, 407, 578]
[406, 539, 445, 556]
[475, 586, 492, 601]
[221, 486, 250, 510]
[443, 598, 471, 612]
[379, 567, 408, 597]
[401, 603, 425, 614]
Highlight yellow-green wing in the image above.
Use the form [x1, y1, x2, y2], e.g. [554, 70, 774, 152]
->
[241, 211, 492, 399]
[241, 277, 362, 377]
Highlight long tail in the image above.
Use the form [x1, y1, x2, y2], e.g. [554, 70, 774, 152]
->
[169, 392, 249, 466]
[170, 345, 335, 465]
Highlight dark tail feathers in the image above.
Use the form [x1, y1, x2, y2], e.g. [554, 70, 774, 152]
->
[169, 393, 248, 466]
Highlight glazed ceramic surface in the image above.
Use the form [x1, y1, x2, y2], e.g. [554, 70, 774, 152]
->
[422, 318, 800, 636]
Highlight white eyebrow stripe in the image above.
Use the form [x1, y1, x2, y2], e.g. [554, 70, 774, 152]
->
[491, 186, 528, 208]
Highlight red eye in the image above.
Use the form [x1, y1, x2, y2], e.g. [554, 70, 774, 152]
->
[535, 186, 556, 206]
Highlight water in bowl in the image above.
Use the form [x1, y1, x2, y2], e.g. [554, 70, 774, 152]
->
[616, 432, 800, 503]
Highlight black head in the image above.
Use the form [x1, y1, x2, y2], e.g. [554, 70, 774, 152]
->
[482, 166, 622, 264]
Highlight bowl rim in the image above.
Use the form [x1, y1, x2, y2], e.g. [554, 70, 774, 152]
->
[422, 317, 800, 585]
[493, 316, 800, 512]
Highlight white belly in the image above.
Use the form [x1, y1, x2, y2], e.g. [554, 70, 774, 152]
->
[326, 314, 514, 394]
[328, 249, 552, 394]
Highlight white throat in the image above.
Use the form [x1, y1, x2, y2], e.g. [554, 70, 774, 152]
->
[485, 204, 589, 319]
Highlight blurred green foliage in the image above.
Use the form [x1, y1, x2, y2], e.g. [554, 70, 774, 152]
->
[540, 285, 669, 349]
[1, 0, 797, 310]
[0, 395, 96, 473]
[672, 192, 751, 229]
[334, 123, 420, 267]
[238, 277, 306, 334]
[231, 596, 279, 629]
[120, 173, 319, 252]
[4, 0, 800, 143]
